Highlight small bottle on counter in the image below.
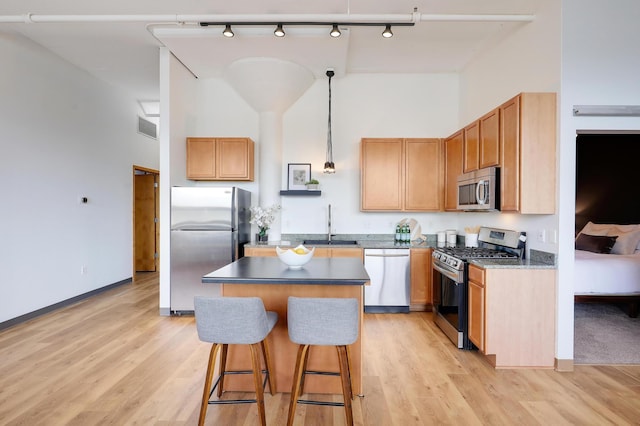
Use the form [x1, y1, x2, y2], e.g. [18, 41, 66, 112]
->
[402, 224, 410, 243]
[395, 224, 401, 243]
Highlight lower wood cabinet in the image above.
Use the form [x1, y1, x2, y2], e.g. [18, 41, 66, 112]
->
[247, 246, 434, 310]
[245, 246, 362, 261]
[467, 264, 556, 368]
[410, 248, 432, 311]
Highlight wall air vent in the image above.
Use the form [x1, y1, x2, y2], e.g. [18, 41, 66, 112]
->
[137, 116, 158, 139]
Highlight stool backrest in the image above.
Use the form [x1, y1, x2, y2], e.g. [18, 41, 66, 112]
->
[287, 297, 359, 346]
[194, 296, 271, 344]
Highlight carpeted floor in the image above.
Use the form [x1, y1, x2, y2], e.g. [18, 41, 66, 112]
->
[574, 303, 640, 364]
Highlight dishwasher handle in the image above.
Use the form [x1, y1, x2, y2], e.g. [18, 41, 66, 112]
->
[364, 253, 410, 258]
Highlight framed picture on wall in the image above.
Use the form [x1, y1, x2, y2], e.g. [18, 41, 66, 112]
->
[287, 163, 311, 190]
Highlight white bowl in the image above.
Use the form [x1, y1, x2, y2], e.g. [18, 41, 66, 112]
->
[276, 245, 315, 269]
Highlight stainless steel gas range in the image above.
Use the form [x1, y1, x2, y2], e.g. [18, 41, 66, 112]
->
[431, 227, 526, 349]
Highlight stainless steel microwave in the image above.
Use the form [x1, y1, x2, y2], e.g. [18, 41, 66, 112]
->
[456, 167, 500, 211]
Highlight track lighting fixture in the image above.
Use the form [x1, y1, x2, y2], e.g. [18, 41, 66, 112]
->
[222, 24, 234, 38]
[199, 21, 414, 38]
[324, 69, 336, 174]
[274, 23, 285, 37]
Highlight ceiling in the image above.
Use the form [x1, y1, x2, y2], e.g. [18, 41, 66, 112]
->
[0, 0, 540, 101]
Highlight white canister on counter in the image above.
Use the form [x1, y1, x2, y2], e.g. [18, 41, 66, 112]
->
[465, 233, 479, 247]
[437, 231, 446, 245]
[447, 233, 457, 246]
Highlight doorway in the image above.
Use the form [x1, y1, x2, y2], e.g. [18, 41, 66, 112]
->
[133, 166, 159, 280]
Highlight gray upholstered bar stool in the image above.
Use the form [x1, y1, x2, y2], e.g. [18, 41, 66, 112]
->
[286, 296, 359, 426]
[194, 296, 278, 426]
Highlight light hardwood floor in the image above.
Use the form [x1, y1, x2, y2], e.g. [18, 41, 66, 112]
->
[1, 272, 639, 425]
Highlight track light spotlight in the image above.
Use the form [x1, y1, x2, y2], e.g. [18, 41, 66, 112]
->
[382, 24, 393, 38]
[274, 24, 285, 37]
[330, 24, 341, 38]
[222, 24, 234, 38]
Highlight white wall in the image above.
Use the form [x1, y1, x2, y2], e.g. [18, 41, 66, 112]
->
[557, 0, 640, 359]
[0, 32, 159, 323]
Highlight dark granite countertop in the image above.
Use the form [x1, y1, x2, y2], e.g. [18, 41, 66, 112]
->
[244, 239, 438, 250]
[202, 256, 370, 285]
[469, 258, 556, 269]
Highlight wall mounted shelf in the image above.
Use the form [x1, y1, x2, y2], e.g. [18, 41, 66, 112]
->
[279, 190, 321, 196]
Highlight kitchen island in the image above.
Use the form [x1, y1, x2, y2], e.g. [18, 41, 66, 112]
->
[202, 256, 369, 395]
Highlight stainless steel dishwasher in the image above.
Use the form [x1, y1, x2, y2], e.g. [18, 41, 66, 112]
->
[363, 248, 411, 313]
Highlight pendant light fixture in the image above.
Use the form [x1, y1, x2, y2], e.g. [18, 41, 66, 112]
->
[382, 24, 393, 38]
[274, 23, 285, 37]
[330, 24, 342, 38]
[324, 69, 336, 174]
[222, 24, 234, 37]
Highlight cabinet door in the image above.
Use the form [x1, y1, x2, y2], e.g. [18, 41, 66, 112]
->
[361, 138, 403, 210]
[186, 138, 216, 179]
[463, 121, 480, 172]
[444, 131, 464, 211]
[468, 279, 485, 352]
[244, 247, 276, 257]
[330, 247, 363, 261]
[479, 109, 500, 169]
[410, 248, 432, 310]
[467, 265, 486, 351]
[500, 97, 521, 212]
[405, 139, 442, 211]
[216, 138, 254, 181]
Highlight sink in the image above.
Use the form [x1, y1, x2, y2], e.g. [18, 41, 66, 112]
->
[303, 239, 359, 246]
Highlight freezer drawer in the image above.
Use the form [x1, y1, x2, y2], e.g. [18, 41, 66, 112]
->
[170, 230, 236, 313]
[363, 249, 410, 313]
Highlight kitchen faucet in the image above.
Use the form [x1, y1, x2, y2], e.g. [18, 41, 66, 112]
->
[328, 204, 333, 242]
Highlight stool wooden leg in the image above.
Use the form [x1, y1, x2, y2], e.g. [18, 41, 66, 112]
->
[260, 339, 276, 394]
[250, 343, 267, 426]
[298, 342, 311, 396]
[287, 344, 310, 426]
[217, 344, 228, 397]
[337, 345, 354, 426]
[346, 345, 354, 400]
[199, 343, 221, 426]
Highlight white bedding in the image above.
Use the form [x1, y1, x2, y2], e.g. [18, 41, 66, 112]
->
[574, 249, 640, 295]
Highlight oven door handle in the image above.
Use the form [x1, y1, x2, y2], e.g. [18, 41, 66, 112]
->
[432, 262, 460, 282]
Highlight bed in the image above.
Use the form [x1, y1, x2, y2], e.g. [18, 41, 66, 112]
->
[574, 222, 640, 318]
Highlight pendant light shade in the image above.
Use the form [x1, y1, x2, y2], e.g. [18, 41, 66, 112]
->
[324, 70, 336, 174]
[382, 24, 393, 38]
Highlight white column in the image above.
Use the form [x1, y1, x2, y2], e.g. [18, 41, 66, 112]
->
[259, 111, 282, 240]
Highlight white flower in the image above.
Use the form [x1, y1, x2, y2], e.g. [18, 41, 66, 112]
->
[250, 204, 281, 234]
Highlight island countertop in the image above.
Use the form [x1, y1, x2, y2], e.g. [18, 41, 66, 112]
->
[202, 256, 370, 285]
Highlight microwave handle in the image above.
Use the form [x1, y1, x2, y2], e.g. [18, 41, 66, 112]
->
[476, 180, 488, 205]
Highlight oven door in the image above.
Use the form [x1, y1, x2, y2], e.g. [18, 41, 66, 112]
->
[432, 261, 469, 349]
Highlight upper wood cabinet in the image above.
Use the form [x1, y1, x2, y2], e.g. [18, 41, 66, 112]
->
[499, 93, 556, 213]
[361, 138, 442, 211]
[464, 109, 500, 173]
[444, 131, 464, 211]
[463, 121, 480, 172]
[186, 137, 255, 181]
[479, 109, 500, 169]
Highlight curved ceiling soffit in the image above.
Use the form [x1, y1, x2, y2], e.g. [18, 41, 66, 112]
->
[224, 57, 315, 114]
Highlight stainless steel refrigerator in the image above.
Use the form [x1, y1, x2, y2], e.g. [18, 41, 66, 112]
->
[170, 186, 251, 314]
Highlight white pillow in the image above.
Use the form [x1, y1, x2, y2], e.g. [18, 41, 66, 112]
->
[578, 221, 640, 255]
